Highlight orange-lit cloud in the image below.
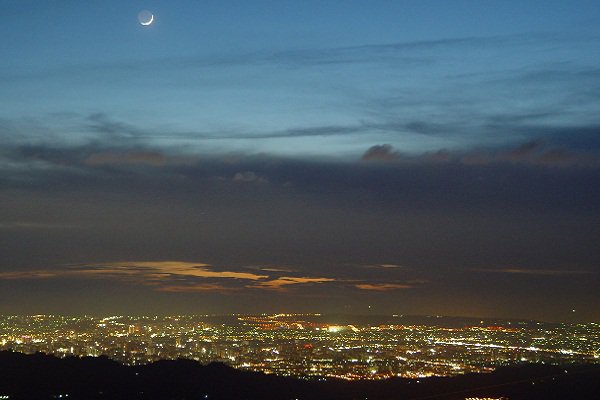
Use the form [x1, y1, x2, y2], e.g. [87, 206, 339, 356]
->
[258, 267, 295, 272]
[0, 262, 343, 293]
[354, 283, 413, 291]
[0, 270, 60, 279]
[244, 265, 296, 273]
[0, 261, 430, 294]
[92, 261, 269, 281]
[252, 276, 336, 291]
[0, 261, 268, 290]
[156, 283, 235, 293]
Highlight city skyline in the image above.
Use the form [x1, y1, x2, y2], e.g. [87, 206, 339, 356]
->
[2, 313, 598, 380]
[1, 1, 600, 321]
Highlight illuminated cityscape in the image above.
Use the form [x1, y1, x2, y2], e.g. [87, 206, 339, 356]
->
[1, 314, 598, 380]
[2, 1, 600, 399]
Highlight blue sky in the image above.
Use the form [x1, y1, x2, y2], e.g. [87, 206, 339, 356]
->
[1, 1, 600, 319]
[2, 1, 600, 157]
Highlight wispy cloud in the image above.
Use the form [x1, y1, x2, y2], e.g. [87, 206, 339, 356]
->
[85, 151, 168, 166]
[255, 266, 296, 273]
[471, 268, 595, 276]
[0, 34, 524, 83]
[0, 262, 344, 293]
[3, 262, 428, 294]
[250, 276, 336, 291]
[354, 283, 414, 291]
[156, 283, 237, 293]
[0, 271, 60, 279]
[363, 264, 410, 270]
[85, 113, 144, 139]
[0, 261, 268, 289]
[97, 261, 269, 281]
[0, 261, 426, 293]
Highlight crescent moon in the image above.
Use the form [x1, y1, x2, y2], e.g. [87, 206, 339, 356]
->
[141, 14, 154, 26]
[138, 10, 154, 26]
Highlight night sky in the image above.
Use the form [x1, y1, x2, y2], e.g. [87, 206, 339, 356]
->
[1, 1, 599, 321]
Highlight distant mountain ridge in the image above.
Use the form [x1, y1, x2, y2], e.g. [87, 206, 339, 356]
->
[0, 351, 599, 400]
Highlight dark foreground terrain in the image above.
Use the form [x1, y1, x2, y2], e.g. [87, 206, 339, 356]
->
[1, 351, 599, 400]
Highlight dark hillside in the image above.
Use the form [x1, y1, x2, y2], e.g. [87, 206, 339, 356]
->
[0, 351, 599, 400]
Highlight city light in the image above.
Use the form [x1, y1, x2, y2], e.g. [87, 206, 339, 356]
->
[1, 314, 598, 380]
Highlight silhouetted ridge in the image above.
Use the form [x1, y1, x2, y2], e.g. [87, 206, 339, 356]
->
[1, 351, 599, 400]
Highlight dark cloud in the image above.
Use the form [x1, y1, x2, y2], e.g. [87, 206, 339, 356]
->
[232, 171, 269, 184]
[1, 138, 599, 216]
[402, 121, 449, 135]
[362, 144, 402, 161]
[536, 149, 581, 166]
[85, 151, 167, 166]
[499, 140, 544, 162]
[360, 141, 599, 168]
[1, 117, 600, 319]
[461, 141, 597, 167]
[86, 113, 144, 138]
[470, 268, 595, 276]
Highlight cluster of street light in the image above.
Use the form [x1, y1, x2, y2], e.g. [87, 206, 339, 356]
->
[1, 314, 598, 380]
